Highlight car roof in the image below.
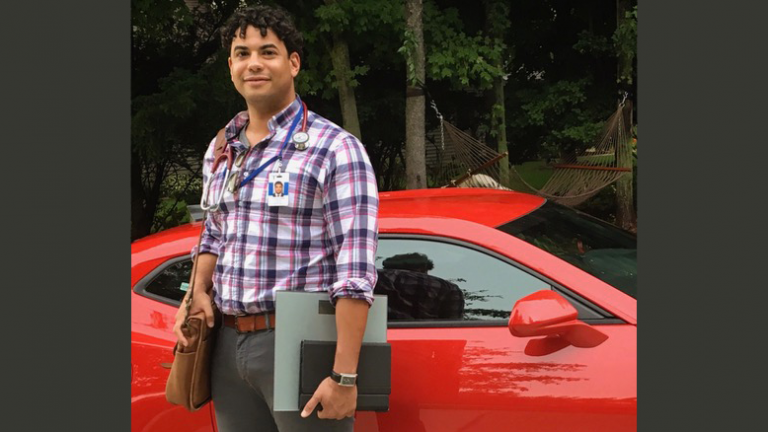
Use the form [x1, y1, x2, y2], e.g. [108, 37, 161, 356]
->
[379, 188, 545, 228]
[131, 188, 545, 253]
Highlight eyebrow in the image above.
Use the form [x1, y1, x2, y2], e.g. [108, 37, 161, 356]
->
[233, 44, 280, 52]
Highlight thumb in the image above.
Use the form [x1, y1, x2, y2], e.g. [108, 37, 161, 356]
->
[301, 394, 321, 418]
[173, 322, 189, 347]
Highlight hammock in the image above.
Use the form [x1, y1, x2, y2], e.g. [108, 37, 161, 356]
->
[425, 111, 512, 190]
[427, 99, 634, 207]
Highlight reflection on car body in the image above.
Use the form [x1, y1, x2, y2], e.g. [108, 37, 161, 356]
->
[131, 188, 636, 432]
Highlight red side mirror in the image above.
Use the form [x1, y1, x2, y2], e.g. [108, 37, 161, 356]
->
[509, 290, 608, 349]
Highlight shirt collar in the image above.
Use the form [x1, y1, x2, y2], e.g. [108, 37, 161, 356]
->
[223, 95, 303, 145]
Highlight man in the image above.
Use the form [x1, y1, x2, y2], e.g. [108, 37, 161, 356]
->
[376, 253, 464, 320]
[273, 181, 284, 197]
[172, 5, 379, 432]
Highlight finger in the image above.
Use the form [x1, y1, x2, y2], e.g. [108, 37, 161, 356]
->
[173, 327, 188, 347]
[301, 395, 320, 418]
[173, 324, 188, 347]
[202, 301, 215, 328]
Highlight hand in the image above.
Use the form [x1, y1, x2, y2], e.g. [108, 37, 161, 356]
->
[301, 377, 357, 420]
[172, 291, 215, 347]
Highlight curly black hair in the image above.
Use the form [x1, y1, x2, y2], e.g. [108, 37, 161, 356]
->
[220, 5, 304, 62]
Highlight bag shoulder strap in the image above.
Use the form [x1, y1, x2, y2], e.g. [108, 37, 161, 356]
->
[213, 128, 227, 159]
[182, 128, 225, 319]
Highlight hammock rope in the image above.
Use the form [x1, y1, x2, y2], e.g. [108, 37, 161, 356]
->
[427, 98, 634, 206]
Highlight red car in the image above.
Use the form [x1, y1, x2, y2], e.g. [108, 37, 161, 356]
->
[131, 188, 637, 432]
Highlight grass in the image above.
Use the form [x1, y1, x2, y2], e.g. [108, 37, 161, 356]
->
[506, 160, 553, 191]
[506, 153, 621, 192]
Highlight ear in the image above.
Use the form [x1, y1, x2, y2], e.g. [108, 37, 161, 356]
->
[289, 52, 301, 78]
[228, 56, 235, 82]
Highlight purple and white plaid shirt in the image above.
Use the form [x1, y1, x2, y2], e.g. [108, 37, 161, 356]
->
[194, 96, 379, 315]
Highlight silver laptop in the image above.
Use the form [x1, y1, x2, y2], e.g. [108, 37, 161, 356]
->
[273, 291, 388, 411]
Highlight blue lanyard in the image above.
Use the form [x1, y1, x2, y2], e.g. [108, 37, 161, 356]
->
[238, 104, 304, 190]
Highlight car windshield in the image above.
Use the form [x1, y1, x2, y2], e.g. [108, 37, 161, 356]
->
[496, 201, 637, 298]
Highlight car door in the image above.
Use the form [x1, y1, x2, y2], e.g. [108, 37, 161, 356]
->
[352, 236, 636, 432]
[131, 256, 216, 432]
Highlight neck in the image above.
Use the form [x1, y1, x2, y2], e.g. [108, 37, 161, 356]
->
[245, 93, 296, 134]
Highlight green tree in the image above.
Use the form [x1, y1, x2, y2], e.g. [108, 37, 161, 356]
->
[483, 0, 511, 185]
[131, 0, 241, 240]
[132, 0, 638, 236]
[404, 0, 427, 189]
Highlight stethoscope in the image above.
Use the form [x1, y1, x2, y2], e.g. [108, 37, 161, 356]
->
[200, 101, 309, 212]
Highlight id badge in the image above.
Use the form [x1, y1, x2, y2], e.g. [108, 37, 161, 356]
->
[267, 172, 290, 207]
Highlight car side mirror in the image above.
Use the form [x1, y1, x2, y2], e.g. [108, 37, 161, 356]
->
[509, 290, 608, 350]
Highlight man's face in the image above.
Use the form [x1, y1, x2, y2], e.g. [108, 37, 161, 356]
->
[274, 182, 283, 195]
[228, 26, 300, 110]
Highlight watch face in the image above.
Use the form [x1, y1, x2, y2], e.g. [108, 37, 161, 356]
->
[339, 375, 356, 386]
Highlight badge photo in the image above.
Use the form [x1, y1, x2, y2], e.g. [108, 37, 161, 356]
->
[268, 172, 290, 207]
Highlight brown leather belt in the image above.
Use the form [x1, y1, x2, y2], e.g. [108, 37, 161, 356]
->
[222, 312, 276, 333]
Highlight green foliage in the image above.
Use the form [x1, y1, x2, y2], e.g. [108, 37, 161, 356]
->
[614, 5, 637, 84]
[517, 79, 589, 127]
[315, 0, 401, 33]
[152, 171, 203, 233]
[489, 102, 505, 138]
[574, 30, 611, 55]
[398, 29, 420, 86]
[422, 0, 504, 90]
[552, 121, 605, 148]
[132, 0, 638, 236]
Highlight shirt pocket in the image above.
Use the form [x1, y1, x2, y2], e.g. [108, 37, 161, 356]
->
[282, 154, 322, 215]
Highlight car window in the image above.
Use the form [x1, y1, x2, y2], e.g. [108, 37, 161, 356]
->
[143, 259, 193, 302]
[139, 242, 606, 322]
[497, 201, 637, 299]
[375, 239, 551, 322]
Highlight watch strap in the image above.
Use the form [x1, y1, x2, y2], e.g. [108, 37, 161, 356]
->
[330, 370, 358, 387]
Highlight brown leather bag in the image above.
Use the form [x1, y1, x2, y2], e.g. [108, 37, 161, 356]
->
[164, 130, 226, 412]
[165, 308, 220, 411]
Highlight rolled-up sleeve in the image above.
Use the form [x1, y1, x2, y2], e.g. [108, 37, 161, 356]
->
[322, 136, 379, 306]
[191, 137, 223, 258]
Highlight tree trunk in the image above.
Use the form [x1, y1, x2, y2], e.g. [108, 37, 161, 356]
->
[325, 0, 363, 141]
[329, 33, 363, 140]
[482, 0, 510, 186]
[615, 101, 636, 231]
[405, 0, 426, 189]
[493, 78, 509, 186]
[615, 0, 636, 231]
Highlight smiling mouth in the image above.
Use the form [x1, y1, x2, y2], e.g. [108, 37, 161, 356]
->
[244, 77, 270, 83]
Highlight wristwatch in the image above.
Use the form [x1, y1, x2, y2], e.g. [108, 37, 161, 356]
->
[330, 370, 358, 387]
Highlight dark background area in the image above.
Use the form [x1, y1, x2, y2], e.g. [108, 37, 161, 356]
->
[131, 0, 638, 240]
[3, 1, 768, 431]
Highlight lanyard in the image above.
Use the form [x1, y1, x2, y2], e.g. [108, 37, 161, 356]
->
[237, 103, 304, 190]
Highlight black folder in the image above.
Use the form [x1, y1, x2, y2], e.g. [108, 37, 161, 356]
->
[299, 340, 391, 412]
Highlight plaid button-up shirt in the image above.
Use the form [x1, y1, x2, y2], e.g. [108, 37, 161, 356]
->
[194, 96, 379, 315]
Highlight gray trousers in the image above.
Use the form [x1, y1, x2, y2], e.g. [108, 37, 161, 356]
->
[211, 325, 355, 432]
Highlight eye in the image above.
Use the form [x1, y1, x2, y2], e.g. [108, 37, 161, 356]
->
[235, 51, 249, 58]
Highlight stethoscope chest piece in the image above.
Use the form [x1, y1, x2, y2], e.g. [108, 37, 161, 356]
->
[293, 131, 310, 151]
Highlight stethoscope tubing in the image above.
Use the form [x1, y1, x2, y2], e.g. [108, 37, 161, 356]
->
[200, 101, 308, 212]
